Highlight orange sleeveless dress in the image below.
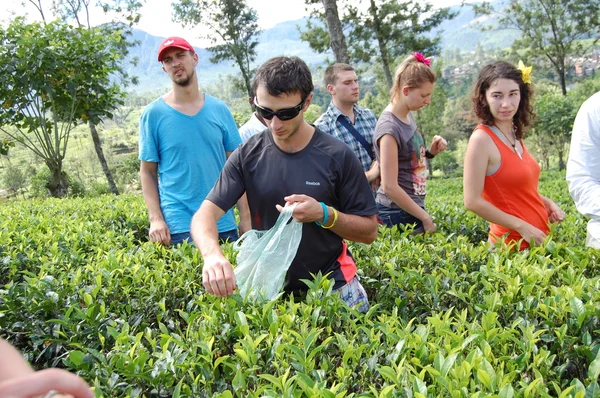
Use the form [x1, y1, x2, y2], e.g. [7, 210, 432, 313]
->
[479, 125, 549, 250]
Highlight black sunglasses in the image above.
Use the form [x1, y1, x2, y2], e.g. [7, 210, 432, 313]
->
[253, 97, 306, 121]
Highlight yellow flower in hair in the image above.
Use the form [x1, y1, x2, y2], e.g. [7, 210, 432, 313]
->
[517, 60, 532, 84]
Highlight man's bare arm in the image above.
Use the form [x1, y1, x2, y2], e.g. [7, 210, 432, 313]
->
[192, 200, 236, 297]
[140, 161, 171, 245]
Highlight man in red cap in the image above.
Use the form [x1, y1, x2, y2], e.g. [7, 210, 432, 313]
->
[138, 36, 250, 246]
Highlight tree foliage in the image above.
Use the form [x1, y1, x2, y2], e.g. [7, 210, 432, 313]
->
[45, 0, 145, 195]
[301, 0, 455, 88]
[301, 0, 350, 63]
[475, 0, 600, 96]
[172, 0, 261, 99]
[533, 88, 577, 170]
[0, 19, 127, 197]
[345, 0, 455, 88]
[0, 139, 14, 157]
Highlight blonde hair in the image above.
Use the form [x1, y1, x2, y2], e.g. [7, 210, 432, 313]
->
[390, 54, 437, 102]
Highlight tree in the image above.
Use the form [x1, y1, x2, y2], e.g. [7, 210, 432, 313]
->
[172, 0, 261, 99]
[301, 0, 350, 63]
[0, 139, 13, 157]
[534, 89, 577, 170]
[0, 19, 127, 197]
[300, 0, 455, 89]
[442, 96, 474, 142]
[40, 0, 145, 195]
[475, 0, 600, 96]
[346, 0, 456, 89]
[2, 164, 26, 197]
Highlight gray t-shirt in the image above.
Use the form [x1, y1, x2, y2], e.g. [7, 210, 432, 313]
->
[206, 127, 377, 292]
[373, 111, 428, 208]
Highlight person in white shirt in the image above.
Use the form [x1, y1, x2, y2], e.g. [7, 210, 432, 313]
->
[566, 91, 600, 248]
[239, 93, 268, 142]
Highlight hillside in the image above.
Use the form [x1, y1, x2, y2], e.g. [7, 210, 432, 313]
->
[125, 2, 519, 93]
[126, 20, 333, 93]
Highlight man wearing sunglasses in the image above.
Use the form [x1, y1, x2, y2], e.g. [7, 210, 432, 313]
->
[139, 36, 250, 246]
[192, 56, 379, 312]
[315, 64, 380, 190]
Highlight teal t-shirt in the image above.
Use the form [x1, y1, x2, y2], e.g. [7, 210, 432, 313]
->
[138, 94, 241, 234]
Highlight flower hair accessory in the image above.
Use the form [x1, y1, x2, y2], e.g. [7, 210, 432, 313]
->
[517, 60, 532, 84]
[411, 52, 431, 67]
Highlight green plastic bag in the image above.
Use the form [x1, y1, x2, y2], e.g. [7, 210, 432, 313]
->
[233, 203, 302, 300]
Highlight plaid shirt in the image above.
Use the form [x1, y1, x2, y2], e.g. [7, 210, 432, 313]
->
[314, 102, 377, 172]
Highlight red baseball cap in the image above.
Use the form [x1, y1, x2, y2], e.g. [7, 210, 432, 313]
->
[157, 37, 195, 62]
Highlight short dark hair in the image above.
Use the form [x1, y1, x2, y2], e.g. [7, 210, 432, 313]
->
[253, 56, 314, 100]
[472, 61, 535, 140]
[324, 63, 355, 86]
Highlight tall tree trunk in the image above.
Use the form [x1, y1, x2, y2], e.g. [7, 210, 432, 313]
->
[322, 0, 350, 64]
[89, 121, 119, 195]
[369, 0, 393, 88]
[558, 61, 567, 96]
[47, 165, 69, 198]
[557, 147, 565, 170]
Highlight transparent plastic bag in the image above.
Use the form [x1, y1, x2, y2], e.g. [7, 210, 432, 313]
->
[233, 203, 303, 300]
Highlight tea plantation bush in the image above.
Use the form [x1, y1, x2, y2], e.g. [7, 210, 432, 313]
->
[1, 172, 599, 397]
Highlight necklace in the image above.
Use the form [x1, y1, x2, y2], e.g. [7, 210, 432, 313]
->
[495, 124, 522, 160]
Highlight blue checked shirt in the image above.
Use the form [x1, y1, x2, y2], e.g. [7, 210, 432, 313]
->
[314, 102, 378, 173]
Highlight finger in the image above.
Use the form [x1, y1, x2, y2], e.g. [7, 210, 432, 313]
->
[283, 194, 308, 203]
[222, 265, 236, 296]
[535, 237, 544, 245]
[203, 268, 215, 295]
[275, 204, 284, 212]
[213, 267, 228, 297]
[156, 230, 166, 244]
[0, 369, 93, 398]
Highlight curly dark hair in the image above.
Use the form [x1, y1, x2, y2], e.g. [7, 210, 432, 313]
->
[253, 56, 314, 100]
[472, 61, 535, 139]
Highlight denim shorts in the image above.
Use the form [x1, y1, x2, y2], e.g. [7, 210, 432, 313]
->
[335, 276, 369, 313]
[170, 229, 238, 246]
[376, 203, 424, 233]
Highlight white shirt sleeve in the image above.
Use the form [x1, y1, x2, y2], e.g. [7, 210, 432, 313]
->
[239, 113, 268, 143]
[567, 92, 600, 220]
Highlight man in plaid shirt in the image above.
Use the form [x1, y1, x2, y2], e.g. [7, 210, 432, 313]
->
[315, 63, 380, 188]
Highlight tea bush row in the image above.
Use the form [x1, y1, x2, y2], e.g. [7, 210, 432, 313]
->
[1, 172, 600, 397]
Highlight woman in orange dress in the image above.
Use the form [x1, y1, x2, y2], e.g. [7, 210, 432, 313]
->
[463, 61, 565, 250]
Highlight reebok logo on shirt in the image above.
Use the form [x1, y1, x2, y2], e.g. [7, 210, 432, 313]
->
[306, 181, 321, 186]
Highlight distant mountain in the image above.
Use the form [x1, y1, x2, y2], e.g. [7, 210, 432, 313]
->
[125, 21, 332, 93]
[436, 2, 520, 52]
[125, 2, 517, 94]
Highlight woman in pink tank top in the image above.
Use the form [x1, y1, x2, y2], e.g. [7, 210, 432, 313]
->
[463, 61, 565, 250]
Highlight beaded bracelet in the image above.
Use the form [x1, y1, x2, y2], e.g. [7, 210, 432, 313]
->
[315, 201, 329, 226]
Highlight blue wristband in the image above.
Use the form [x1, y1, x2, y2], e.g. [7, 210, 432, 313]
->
[315, 202, 329, 226]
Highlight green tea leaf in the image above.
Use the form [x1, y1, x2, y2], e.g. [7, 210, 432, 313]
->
[589, 352, 600, 381]
[413, 376, 427, 395]
[570, 297, 585, 320]
[499, 384, 514, 398]
[68, 350, 85, 366]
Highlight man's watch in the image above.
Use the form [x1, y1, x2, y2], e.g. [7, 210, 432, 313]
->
[425, 149, 435, 159]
